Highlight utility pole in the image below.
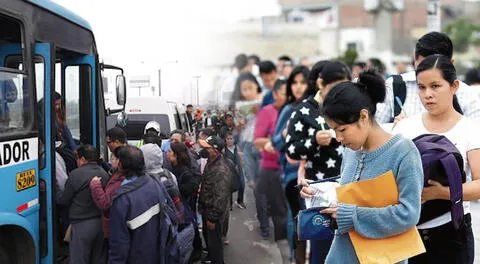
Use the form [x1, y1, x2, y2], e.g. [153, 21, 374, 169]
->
[193, 76, 201, 106]
[158, 69, 162, 96]
[427, 0, 441, 32]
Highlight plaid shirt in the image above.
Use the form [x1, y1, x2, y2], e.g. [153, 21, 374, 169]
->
[376, 71, 480, 123]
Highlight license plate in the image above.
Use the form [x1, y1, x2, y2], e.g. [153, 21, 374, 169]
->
[16, 169, 36, 191]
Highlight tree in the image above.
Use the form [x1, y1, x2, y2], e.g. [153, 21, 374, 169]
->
[336, 48, 358, 68]
[443, 18, 480, 53]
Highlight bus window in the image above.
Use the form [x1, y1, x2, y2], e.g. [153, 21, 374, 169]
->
[0, 15, 33, 136]
[64, 64, 92, 144]
[64, 66, 81, 140]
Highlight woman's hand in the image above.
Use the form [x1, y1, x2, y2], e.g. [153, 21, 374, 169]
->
[90, 176, 101, 184]
[316, 130, 332, 146]
[299, 179, 314, 198]
[421, 179, 449, 203]
[264, 141, 275, 153]
[297, 164, 305, 186]
[282, 128, 288, 137]
[320, 205, 338, 219]
[393, 113, 407, 125]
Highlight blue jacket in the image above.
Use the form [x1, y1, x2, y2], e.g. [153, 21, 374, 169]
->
[261, 90, 274, 108]
[272, 104, 299, 184]
[109, 175, 162, 264]
[326, 135, 423, 264]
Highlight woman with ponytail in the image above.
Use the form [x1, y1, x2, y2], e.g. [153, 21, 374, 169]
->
[285, 61, 349, 264]
[300, 70, 424, 263]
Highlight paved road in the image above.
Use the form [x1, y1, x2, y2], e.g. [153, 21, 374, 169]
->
[223, 186, 283, 264]
[223, 189, 480, 264]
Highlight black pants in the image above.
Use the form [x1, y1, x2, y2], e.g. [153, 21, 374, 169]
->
[409, 214, 474, 264]
[255, 168, 288, 241]
[202, 216, 224, 264]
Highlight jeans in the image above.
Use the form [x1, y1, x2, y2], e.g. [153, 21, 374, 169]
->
[409, 213, 474, 264]
[239, 141, 260, 182]
[255, 168, 288, 241]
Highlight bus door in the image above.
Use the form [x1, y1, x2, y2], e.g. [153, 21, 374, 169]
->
[60, 55, 96, 147]
[33, 42, 57, 264]
[0, 37, 39, 264]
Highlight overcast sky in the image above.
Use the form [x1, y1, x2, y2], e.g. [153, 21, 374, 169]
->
[56, 0, 280, 66]
[54, 0, 280, 103]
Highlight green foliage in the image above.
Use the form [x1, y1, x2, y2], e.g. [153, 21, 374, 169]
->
[336, 48, 358, 68]
[443, 17, 480, 53]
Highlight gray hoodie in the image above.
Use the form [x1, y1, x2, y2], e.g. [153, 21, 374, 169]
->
[141, 143, 177, 185]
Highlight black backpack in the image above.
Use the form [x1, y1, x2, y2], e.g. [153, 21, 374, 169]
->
[56, 146, 77, 174]
[391, 75, 463, 122]
[223, 156, 240, 193]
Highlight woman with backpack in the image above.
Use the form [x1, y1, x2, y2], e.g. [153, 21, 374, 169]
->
[166, 142, 203, 262]
[300, 70, 424, 264]
[394, 54, 480, 264]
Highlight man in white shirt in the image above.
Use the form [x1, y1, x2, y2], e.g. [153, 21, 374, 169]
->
[376, 32, 480, 123]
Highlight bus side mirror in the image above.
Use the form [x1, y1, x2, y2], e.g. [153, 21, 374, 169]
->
[116, 75, 126, 106]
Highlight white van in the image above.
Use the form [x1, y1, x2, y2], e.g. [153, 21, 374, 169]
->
[107, 97, 189, 145]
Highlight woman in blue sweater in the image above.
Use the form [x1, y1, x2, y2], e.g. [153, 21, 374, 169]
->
[301, 70, 424, 263]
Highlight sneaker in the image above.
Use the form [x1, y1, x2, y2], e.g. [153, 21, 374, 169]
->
[235, 201, 247, 209]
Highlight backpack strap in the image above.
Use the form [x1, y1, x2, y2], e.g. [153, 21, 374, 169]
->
[392, 75, 407, 121]
[439, 154, 464, 229]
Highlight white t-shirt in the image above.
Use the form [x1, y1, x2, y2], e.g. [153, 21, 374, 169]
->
[393, 114, 480, 229]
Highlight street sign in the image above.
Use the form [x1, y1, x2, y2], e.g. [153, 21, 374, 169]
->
[129, 76, 150, 88]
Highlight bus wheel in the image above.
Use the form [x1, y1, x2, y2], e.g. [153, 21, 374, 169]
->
[0, 239, 13, 264]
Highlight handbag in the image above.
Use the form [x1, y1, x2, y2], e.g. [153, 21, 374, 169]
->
[297, 207, 334, 241]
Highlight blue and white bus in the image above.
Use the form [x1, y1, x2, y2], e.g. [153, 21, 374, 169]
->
[0, 1, 126, 263]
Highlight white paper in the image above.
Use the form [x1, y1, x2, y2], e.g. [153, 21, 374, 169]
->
[304, 181, 339, 209]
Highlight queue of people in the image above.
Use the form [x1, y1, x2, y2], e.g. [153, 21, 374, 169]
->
[52, 31, 480, 264]
[222, 31, 480, 264]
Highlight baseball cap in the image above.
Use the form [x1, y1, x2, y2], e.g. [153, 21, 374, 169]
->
[198, 136, 224, 151]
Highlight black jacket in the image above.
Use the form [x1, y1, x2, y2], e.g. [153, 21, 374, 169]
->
[198, 156, 233, 222]
[285, 96, 342, 180]
[58, 163, 109, 223]
[170, 164, 201, 201]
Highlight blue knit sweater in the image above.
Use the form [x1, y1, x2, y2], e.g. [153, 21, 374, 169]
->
[326, 134, 423, 264]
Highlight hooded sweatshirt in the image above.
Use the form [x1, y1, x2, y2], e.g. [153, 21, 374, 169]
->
[141, 143, 185, 223]
[141, 143, 177, 185]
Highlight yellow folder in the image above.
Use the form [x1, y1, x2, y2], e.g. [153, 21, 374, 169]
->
[336, 170, 425, 264]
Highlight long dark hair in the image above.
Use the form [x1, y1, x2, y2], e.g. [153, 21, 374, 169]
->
[286, 66, 311, 104]
[307, 60, 329, 91]
[323, 69, 385, 125]
[416, 54, 462, 114]
[170, 142, 191, 167]
[230, 72, 262, 107]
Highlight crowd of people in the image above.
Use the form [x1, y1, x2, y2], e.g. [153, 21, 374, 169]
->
[52, 31, 480, 264]
[193, 31, 479, 264]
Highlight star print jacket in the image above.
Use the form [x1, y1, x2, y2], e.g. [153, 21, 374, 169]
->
[285, 96, 343, 180]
